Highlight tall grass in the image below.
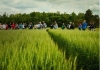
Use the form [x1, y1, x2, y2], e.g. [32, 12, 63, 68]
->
[48, 29, 99, 70]
[0, 30, 77, 70]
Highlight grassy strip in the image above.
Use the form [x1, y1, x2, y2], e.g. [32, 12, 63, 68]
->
[0, 30, 76, 70]
[48, 29, 99, 70]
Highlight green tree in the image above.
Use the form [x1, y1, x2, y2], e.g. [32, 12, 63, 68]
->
[91, 15, 99, 27]
[85, 9, 93, 23]
[0, 9, 99, 27]
[75, 13, 85, 26]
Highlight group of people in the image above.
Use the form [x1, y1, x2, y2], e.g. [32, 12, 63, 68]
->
[0, 22, 28, 30]
[78, 20, 96, 31]
[88, 22, 96, 31]
[66, 22, 75, 29]
[0, 20, 96, 31]
[0, 21, 47, 30]
[34, 21, 47, 29]
[78, 20, 87, 30]
[61, 20, 95, 31]
[60, 22, 75, 30]
[50, 21, 58, 29]
[50, 21, 75, 30]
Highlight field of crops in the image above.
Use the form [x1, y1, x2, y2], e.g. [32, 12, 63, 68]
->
[0, 30, 77, 70]
[48, 29, 99, 70]
[0, 29, 99, 70]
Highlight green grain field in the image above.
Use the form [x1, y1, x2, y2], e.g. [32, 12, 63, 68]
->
[48, 29, 99, 70]
[0, 29, 99, 70]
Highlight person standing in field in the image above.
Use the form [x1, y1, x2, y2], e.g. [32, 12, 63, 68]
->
[37, 21, 42, 29]
[6, 24, 8, 30]
[78, 23, 82, 30]
[29, 22, 33, 29]
[72, 22, 75, 29]
[89, 22, 92, 30]
[70, 22, 75, 29]
[22, 23, 25, 29]
[82, 20, 87, 30]
[8, 23, 11, 29]
[54, 21, 58, 29]
[50, 23, 54, 29]
[24, 23, 27, 29]
[15, 23, 19, 29]
[0, 23, 3, 29]
[2, 23, 6, 30]
[42, 21, 47, 29]
[67, 22, 71, 29]
[40, 22, 43, 29]
[11, 22, 15, 29]
[61, 23, 66, 29]
[90, 22, 96, 31]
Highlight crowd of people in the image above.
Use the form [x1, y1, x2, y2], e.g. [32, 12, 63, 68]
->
[78, 20, 96, 31]
[0, 20, 96, 31]
[34, 21, 47, 29]
[0, 22, 28, 30]
[50, 21, 58, 29]
[0, 21, 47, 30]
[60, 20, 86, 30]
[88, 22, 96, 31]
[78, 20, 87, 30]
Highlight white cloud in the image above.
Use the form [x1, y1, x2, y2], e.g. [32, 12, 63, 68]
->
[89, 4, 99, 11]
[0, 0, 99, 16]
[89, 4, 99, 15]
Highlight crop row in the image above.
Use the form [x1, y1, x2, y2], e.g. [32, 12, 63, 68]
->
[0, 30, 77, 70]
[48, 29, 99, 70]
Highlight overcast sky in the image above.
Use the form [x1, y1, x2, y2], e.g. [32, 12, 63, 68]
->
[0, 0, 99, 16]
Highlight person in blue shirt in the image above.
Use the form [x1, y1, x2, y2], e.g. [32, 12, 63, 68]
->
[82, 20, 87, 30]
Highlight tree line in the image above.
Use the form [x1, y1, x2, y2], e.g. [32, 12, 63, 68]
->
[0, 9, 99, 27]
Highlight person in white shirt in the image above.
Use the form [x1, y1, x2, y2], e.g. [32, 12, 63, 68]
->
[0, 23, 3, 29]
[2, 24, 6, 29]
[54, 21, 58, 29]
